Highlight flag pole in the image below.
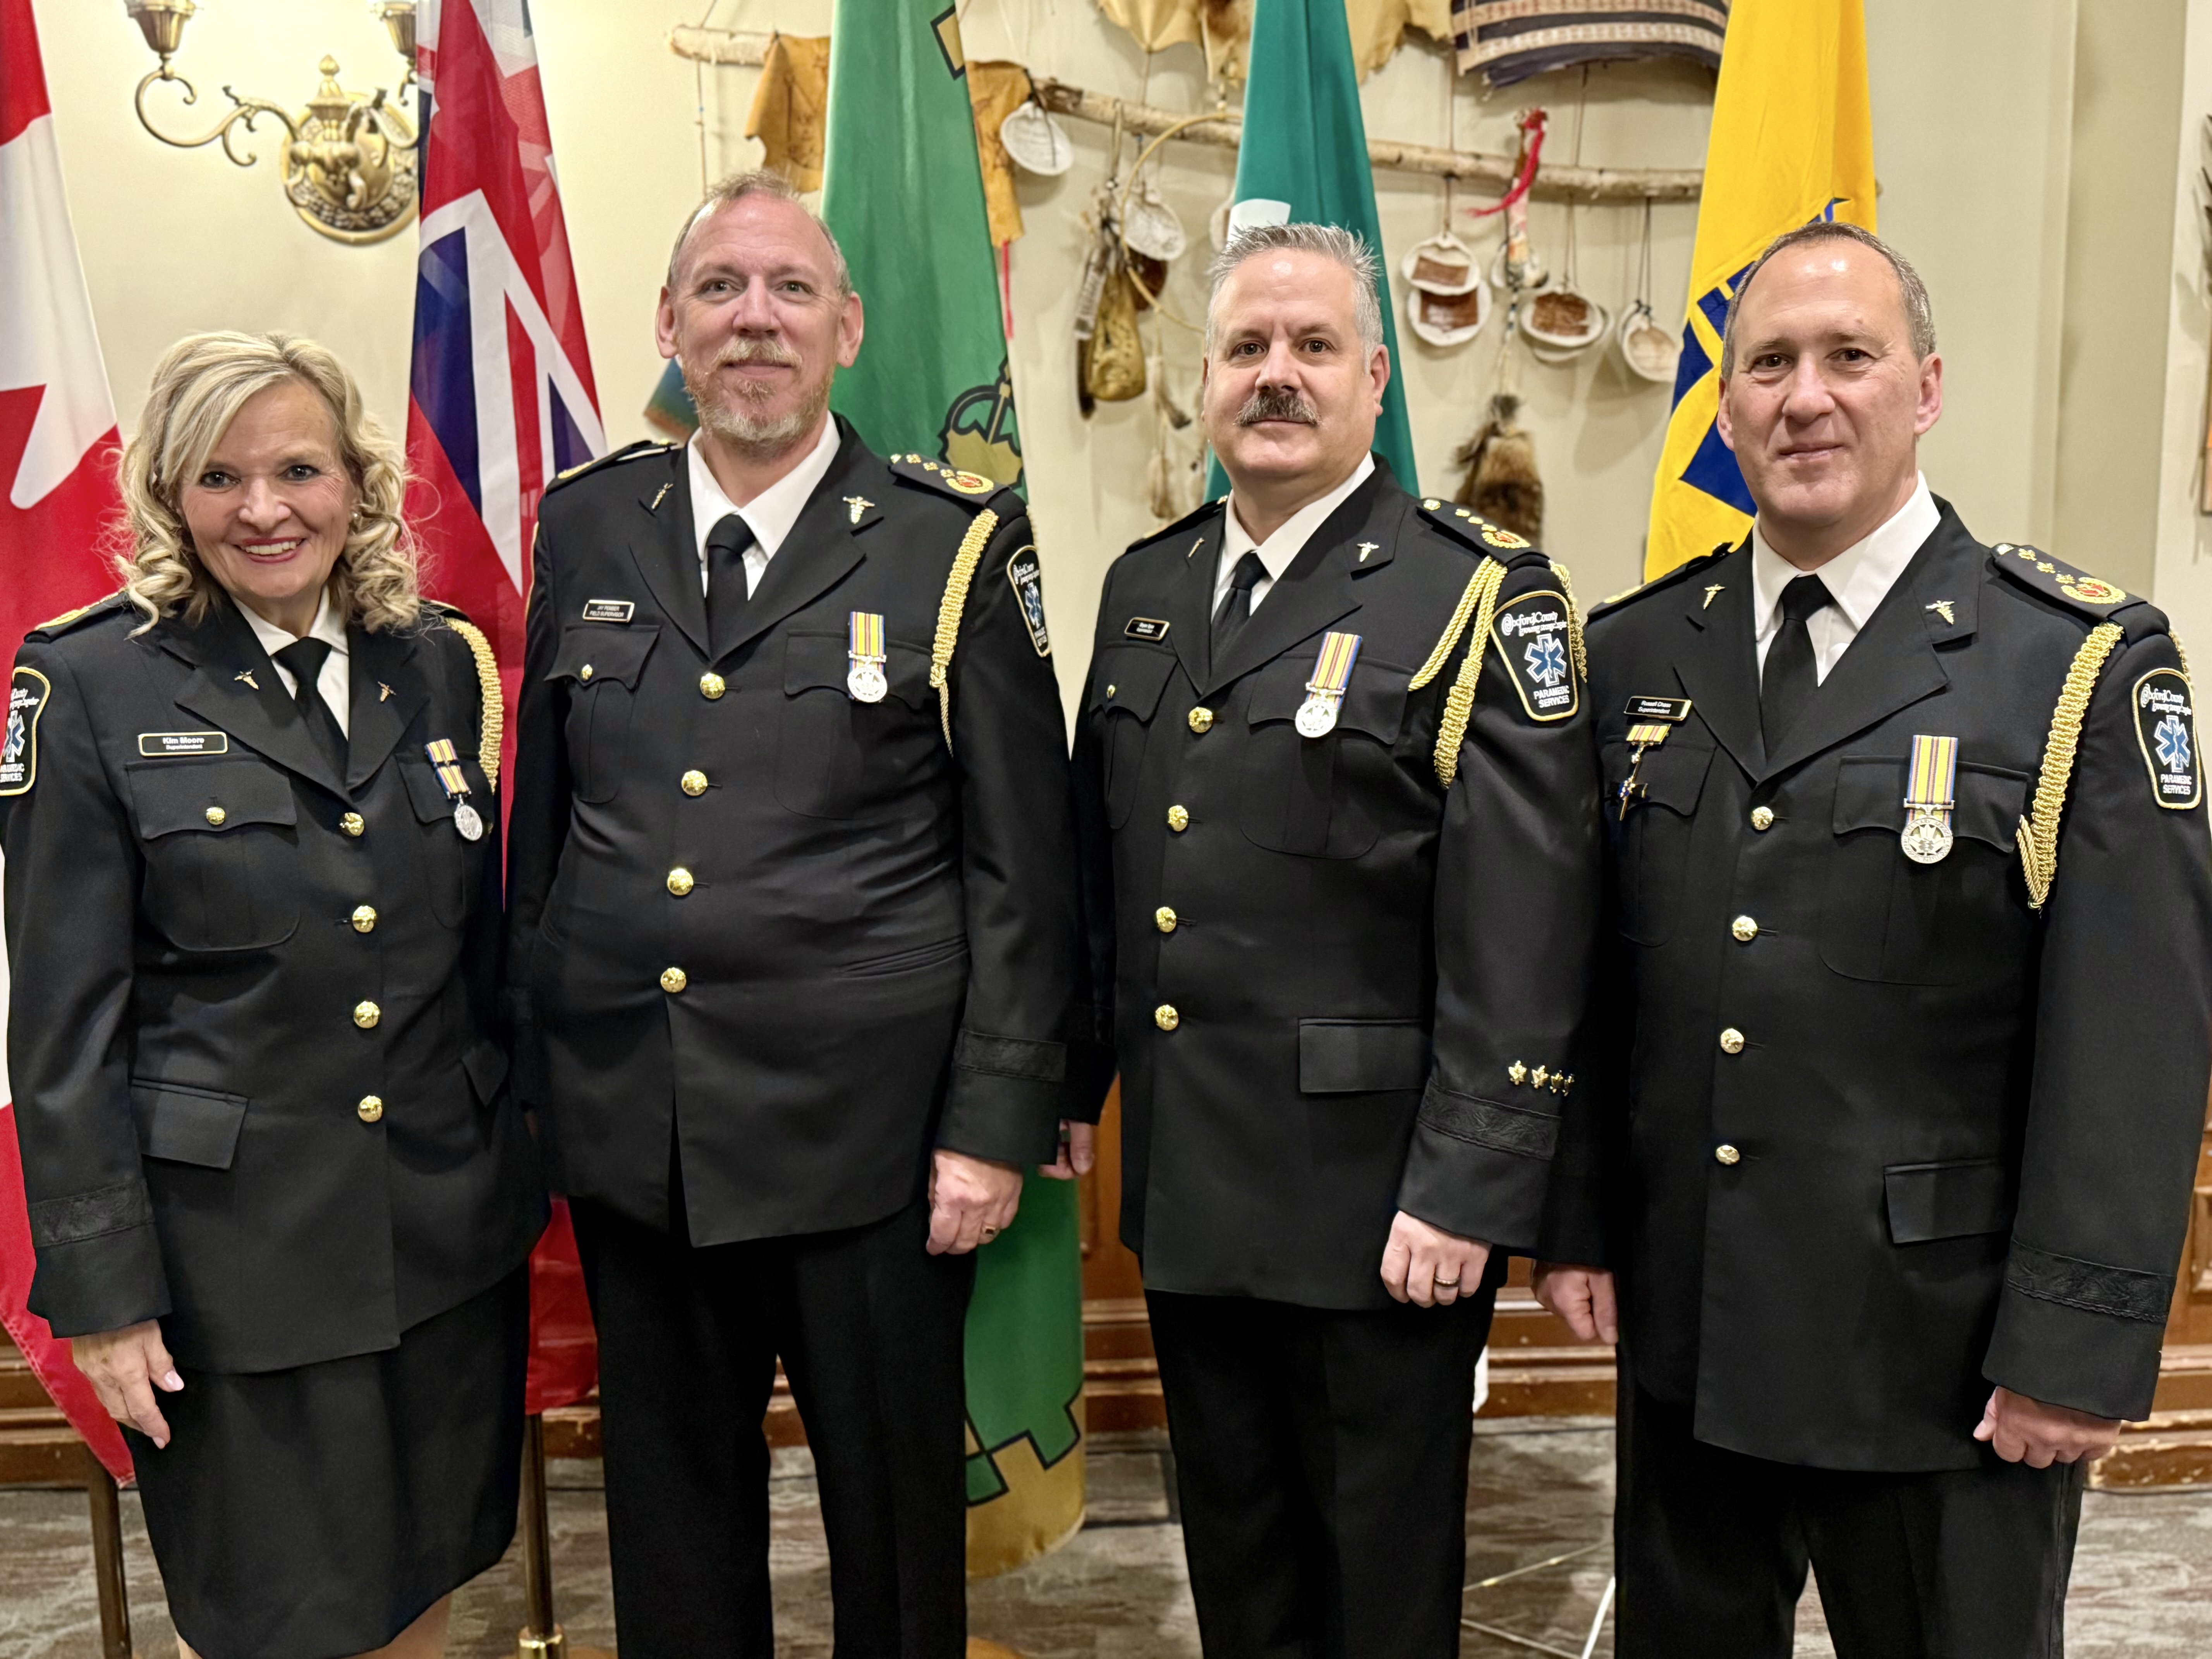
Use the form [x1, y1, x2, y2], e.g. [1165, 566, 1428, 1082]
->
[82, 1446, 132, 1659]
[516, 1413, 563, 1658]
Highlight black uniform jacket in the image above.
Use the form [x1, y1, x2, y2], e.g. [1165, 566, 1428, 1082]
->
[505, 422, 1079, 1244]
[1549, 501, 2212, 1470]
[1068, 464, 1605, 1310]
[2, 591, 543, 1374]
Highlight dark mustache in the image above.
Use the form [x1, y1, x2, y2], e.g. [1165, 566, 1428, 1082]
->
[1236, 386, 1318, 426]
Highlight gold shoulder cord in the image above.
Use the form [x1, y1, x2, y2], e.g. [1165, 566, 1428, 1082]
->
[1408, 561, 1496, 692]
[2015, 621, 2124, 910]
[1432, 558, 1510, 788]
[929, 507, 1001, 752]
[1550, 559, 1589, 684]
[442, 617, 505, 790]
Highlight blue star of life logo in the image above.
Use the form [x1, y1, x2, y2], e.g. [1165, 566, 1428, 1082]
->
[1524, 632, 1568, 688]
[2157, 712, 2192, 773]
[2, 710, 22, 766]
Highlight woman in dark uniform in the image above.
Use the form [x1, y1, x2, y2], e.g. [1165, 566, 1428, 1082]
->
[0, 331, 544, 1659]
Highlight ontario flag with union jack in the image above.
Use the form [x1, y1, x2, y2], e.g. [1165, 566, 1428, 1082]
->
[406, 0, 601, 1416]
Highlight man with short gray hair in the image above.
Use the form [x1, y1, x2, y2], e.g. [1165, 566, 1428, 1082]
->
[1065, 223, 1603, 1656]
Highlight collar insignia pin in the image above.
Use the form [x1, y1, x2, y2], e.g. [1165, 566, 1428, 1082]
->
[649, 483, 671, 512]
[1702, 584, 1725, 610]
[378, 682, 395, 701]
[1927, 600, 1956, 625]
[234, 671, 259, 690]
[845, 495, 873, 525]
[1357, 541, 1379, 563]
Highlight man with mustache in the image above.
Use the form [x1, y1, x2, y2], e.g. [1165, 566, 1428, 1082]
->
[1538, 222, 2212, 1655]
[505, 171, 1082, 1657]
[1065, 222, 1602, 1657]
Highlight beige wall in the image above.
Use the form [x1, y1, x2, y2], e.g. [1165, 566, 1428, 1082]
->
[31, 0, 2212, 703]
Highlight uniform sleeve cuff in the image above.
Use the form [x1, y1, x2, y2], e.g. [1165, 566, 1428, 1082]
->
[939, 1030, 1066, 1165]
[1393, 1077, 1559, 1250]
[26, 1221, 172, 1341]
[1982, 1246, 2172, 1421]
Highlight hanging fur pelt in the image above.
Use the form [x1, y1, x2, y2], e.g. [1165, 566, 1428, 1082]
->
[1452, 393, 1544, 545]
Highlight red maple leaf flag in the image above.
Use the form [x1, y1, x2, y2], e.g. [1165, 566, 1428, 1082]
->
[0, 0, 134, 1484]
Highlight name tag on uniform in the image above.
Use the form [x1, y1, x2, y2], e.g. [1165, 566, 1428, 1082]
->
[581, 599, 635, 623]
[1297, 631, 1362, 738]
[138, 731, 230, 757]
[1623, 696, 1691, 723]
[847, 612, 888, 703]
[424, 738, 485, 841]
[1899, 734, 1958, 864]
[1125, 617, 1171, 642]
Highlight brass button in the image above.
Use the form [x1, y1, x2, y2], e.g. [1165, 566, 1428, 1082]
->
[1750, 806, 1775, 831]
[1155, 906, 1178, 934]
[1719, 1027, 1745, 1055]
[203, 805, 227, 827]
[700, 672, 726, 700]
[1106, 684, 1117, 698]
[351, 906, 377, 934]
[342, 812, 365, 837]
[353, 1001, 381, 1030]
[681, 770, 709, 797]
[1187, 706, 1214, 734]
[1715, 1144, 1742, 1166]
[667, 867, 695, 897]
[661, 967, 688, 994]
[579, 664, 594, 682]
[1166, 805, 1190, 832]
[357, 1095, 384, 1124]
[1731, 915, 1759, 943]
[1154, 1003, 1179, 1031]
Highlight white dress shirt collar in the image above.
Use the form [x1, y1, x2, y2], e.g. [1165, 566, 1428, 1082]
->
[240, 586, 352, 735]
[1750, 476, 1940, 681]
[687, 415, 843, 592]
[1216, 452, 1377, 614]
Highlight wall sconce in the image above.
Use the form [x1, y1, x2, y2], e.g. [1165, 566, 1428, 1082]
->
[125, 1, 421, 246]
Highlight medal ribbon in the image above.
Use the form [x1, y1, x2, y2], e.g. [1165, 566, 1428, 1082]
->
[849, 611, 886, 665]
[1905, 734, 1958, 814]
[1627, 721, 1674, 749]
[1306, 631, 1362, 697]
[423, 737, 470, 800]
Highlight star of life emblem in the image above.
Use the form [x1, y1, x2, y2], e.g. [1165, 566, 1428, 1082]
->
[1523, 632, 1568, 688]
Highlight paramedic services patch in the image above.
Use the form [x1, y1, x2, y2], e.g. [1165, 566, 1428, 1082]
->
[1490, 590, 1579, 722]
[1006, 546, 1050, 657]
[2, 667, 52, 797]
[2134, 667, 2201, 810]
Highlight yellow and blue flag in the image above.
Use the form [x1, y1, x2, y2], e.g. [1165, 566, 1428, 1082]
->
[1645, 0, 1876, 579]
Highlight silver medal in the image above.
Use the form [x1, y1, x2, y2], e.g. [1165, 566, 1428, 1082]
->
[1899, 808, 1953, 865]
[453, 802, 485, 842]
[1295, 695, 1340, 739]
[847, 661, 888, 704]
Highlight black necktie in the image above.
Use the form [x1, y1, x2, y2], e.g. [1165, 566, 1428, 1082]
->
[1212, 551, 1267, 658]
[706, 512, 756, 658]
[273, 636, 347, 776]
[1761, 574, 1834, 750]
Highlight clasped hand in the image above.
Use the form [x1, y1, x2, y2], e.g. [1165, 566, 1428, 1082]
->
[924, 1123, 1098, 1256]
[1380, 1211, 1490, 1307]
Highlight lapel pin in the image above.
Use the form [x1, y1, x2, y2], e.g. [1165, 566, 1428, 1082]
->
[1702, 584, 1726, 610]
[1926, 601, 1956, 625]
[1187, 536, 1205, 562]
[1357, 541, 1379, 563]
[845, 495, 873, 525]
[234, 671, 259, 690]
[378, 682, 395, 702]
[649, 483, 671, 512]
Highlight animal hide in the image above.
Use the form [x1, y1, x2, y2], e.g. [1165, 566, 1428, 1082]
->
[1453, 393, 1544, 544]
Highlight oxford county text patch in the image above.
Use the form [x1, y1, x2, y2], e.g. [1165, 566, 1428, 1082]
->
[2, 667, 51, 796]
[1491, 590, 1580, 722]
[1006, 546, 1050, 658]
[2135, 667, 2201, 810]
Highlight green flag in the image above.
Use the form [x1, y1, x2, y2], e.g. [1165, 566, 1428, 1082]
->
[823, 2, 1022, 490]
[1210, 0, 1417, 494]
[821, 0, 1080, 1575]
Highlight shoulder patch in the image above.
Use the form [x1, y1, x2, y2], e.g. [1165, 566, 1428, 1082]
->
[27, 591, 130, 640]
[1589, 544, 1733, 621]
[888, 453, 1006, 503]
[1127, 495, 1225, 554]
[543, 439, 677, 498]
[1006, 544, 1050, 658]
[2134, 667, 2200, 811]
[1491, 589, 1580, 722]
[2, 666, 52, 797]
[1990, 542, 2135, 618]
[1416, 496, 1537, 557]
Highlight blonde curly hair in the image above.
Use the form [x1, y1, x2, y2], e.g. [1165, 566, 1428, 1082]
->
[118, 331, 419, 632]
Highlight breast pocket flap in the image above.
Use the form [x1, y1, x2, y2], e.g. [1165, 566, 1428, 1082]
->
[1884, 1158, 2013, 1244]
[1247, 656, 1409, 742]
[1834, 756, 2027, 850]
[125, 758, 295, 839]
[1632, 739, 1715, 816]
[551, 623, 659, 688]
[399, 757, 456, 823]
[1091, 645, 1178, 722]
[784, 632, 934, 710]
[1298, 1018, 1431, 1094]
[130, 1081, 248, 1169]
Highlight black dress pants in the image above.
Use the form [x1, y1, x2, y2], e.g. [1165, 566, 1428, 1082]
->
[1146, 1263, 1503, 1659]
[1616, 1382, 2086, 1659]
[570, 1192, 977, 1659]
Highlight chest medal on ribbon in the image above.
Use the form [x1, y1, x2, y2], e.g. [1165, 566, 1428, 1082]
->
[847, 611, 888, 703]
[1296, 631, 1363, 738]
[424, 738, 484, 841]
[1617, 698, 1691, 819]
[1899, 734, 1958, 864]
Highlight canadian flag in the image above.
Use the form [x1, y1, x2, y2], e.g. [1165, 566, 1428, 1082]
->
[0, 0, 134, 1481]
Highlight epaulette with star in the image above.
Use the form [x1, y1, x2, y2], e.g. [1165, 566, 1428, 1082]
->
[886, 452, 1012, 506]
[1414, 496, 1542, 562]
[542, 439, 677, 499]
[1988, 542, 2146, 623]
[26, 590, 131, 641]
[1588, 543, 1734, 622]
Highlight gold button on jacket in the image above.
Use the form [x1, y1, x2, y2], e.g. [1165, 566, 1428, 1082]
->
[1166, 805, 1190, 832]
[1715, 1144, 1741, 1166]
[1719, 1027, 1745, 1054]
[203, 806, 227, 827]
[341, 812, 365, 837]
[666, 867, 695, 897]
[579, 664, 594, 682]
[357, 1095, 385, 1123]
[351, 906, 377, 933]
[1155, 906, 1178, 934]
[1750, 805, 1775, 831]
[1154, 1003, 1179, 1031]
[680, 770, 709, 797]
[1187, 707, 1214, 734]
[1731, 915, 1759, 943]
[353, 1001, 381, 1030]
[699, 672, 726, 700]
[660, 967, 688, 993]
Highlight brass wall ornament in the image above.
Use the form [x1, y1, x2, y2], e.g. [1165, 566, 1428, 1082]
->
[125, 0, 421, 246]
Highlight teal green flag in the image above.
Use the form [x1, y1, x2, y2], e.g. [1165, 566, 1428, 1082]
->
[822, 1, 1022, 489]
[1209, 0, 1416, 495]
[821, 0, 1079, 1575]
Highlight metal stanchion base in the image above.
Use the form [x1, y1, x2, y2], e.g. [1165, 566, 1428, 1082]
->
[517, 1624, 565, 1657]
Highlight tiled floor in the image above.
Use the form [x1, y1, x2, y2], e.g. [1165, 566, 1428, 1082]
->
[4, 1420, 2207, 1657]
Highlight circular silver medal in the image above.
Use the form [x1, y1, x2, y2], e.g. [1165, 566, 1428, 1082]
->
[847, 662, 888, 704]
[1899, 809, 1952, 865]
[1295, 696, 1340, 739]
[453, 801, 485, 842]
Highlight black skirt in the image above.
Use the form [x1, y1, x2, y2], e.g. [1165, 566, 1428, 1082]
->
[129, 1267, 528, 1659]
